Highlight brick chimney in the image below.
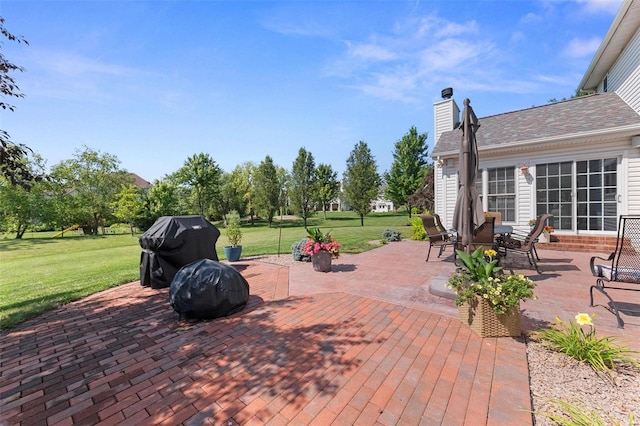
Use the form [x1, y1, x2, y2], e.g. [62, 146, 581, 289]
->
[433, 88, 460, 144]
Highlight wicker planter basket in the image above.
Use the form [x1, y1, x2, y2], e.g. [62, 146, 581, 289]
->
[458, 296, 521, 337]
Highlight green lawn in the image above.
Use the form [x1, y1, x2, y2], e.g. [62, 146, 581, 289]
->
[0, 212, 412, 329]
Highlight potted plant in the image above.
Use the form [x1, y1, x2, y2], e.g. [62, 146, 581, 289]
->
[301, 228, 340, 272]
[448, 247, 537, 337]
[223, 210, 242, 262]
[539, 225, 554, 243]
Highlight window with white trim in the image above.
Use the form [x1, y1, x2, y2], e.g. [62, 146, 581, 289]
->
[487, 167, 515, 222]
[535, 158, 617, 231]
[576, 158, 617, 231]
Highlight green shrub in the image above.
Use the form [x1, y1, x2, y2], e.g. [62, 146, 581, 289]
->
[382, 228, 401, 242]
[408, 216, 426, 240]
[291, 238, 311, 262]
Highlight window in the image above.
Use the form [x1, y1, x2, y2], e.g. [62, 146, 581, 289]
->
[536, 162, 572, 230]
[536, 158, 617, 231]
[576, 158, 617, 231]
[487, 167, 515, 222]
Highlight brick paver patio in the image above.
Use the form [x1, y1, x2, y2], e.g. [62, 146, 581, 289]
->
[2, 240, 639, 425]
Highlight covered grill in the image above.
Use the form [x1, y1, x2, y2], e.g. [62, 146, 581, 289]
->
[139, 215, 220, 289]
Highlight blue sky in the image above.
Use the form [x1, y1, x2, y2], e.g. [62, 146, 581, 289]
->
[0, 0, 623, 182]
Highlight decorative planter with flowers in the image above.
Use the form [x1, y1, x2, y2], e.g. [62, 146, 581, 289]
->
[302, 228, 340, 272]
[448, 247, 537, 337]
[539, 225, 554, 243]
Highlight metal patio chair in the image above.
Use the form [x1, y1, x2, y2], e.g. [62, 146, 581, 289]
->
[497, 214, 552, 274]
[590, 215, 640, 328]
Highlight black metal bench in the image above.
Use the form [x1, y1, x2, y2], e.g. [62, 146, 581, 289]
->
[590, 215, 640, 328]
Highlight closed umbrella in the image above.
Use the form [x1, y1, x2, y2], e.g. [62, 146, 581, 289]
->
[453, 98, 485, 253]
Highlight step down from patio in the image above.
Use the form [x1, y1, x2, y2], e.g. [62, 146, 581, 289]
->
[429, 275, 456, 300]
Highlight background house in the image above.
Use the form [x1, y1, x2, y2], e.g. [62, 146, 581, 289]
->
[431, 0, 640, 252]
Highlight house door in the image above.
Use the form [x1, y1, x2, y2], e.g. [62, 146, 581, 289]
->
[535, 158, 618, 231]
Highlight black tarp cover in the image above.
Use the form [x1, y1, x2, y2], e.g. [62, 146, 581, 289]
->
[169, 259, 250, 319]
[139, 215, 220, 289]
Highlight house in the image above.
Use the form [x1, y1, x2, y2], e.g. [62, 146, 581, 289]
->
[129, 172, 152, 190]
[431, 0, 640, 252]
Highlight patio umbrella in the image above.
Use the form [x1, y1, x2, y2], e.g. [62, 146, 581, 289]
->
[453, 98, 485, 253]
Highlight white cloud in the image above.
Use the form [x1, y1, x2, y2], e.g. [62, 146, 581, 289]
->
[420, 38, 495, 73]
[519, 12, 542, 24]
[562, 37, 601, 58]
[576, 0, 623, 14]
[346, 41, 397, 62]
[435, 20, 479, 38]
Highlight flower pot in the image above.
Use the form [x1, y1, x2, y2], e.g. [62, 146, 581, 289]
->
[458, 296, 521, 337]
[311, 250, 332, 272]
[224, 245, 242, 262]
[538, 233, 550, 243]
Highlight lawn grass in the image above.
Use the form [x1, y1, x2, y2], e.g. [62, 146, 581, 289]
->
[0, 211, 412, 329]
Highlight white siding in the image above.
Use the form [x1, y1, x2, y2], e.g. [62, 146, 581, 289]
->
[516, 168, 534, 234]
[433, 99, 460, 144]
[627, 151, 640, 214]
[605, 26, 640, 112]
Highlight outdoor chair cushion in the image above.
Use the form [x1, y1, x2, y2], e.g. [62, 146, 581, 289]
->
[592, 264, 640, 284]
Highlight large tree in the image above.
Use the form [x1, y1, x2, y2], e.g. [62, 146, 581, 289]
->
[252, 156, 280, 227]
[170, 153, 222, 219]
[0, 17, 43, 189]
[49, 146, 132, 235]
[289, 147, 317, 228]
[384, 126, 429, 217]
[343, 141, 381, 226]
[315, 163, 339, 219]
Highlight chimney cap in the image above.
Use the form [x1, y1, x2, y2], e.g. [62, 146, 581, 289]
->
[441, 87, 453, 99]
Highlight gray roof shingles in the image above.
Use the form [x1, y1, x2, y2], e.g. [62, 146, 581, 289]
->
[432, 92, 640, 156]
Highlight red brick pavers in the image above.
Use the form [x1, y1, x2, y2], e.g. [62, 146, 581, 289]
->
[3, 240, 638, 425]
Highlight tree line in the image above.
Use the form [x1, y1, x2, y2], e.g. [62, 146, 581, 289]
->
[1, 132, 434, 238]
[0, 17, 435, 238]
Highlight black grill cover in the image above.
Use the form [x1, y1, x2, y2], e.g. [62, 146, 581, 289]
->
[139, 215, 220, 289]
[169, 259, 250, 319]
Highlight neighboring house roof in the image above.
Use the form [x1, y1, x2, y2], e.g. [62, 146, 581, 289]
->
[130, 172, 152, 189]
[579, 0, 640, 92]
[432, 92, 640, 157]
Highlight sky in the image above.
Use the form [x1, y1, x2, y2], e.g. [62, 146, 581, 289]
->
[0, 0, 625, 183]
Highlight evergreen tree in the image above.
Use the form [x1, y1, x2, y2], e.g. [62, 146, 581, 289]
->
[343, 141, 381, 226]
[384, 126, 429, 217]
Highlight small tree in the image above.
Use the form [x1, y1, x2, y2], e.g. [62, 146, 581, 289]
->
[289, 147, 317, 228]
[225, 210, 242, 247]
[170, 153, 222, 218]
[407, 166, 435, 213]
[316, 163, 339, 219]
[384, 126, 429, 217]
[343, 141, 381, 226]
[253, 156, 280, 227]
[111, 184, 145, 236]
